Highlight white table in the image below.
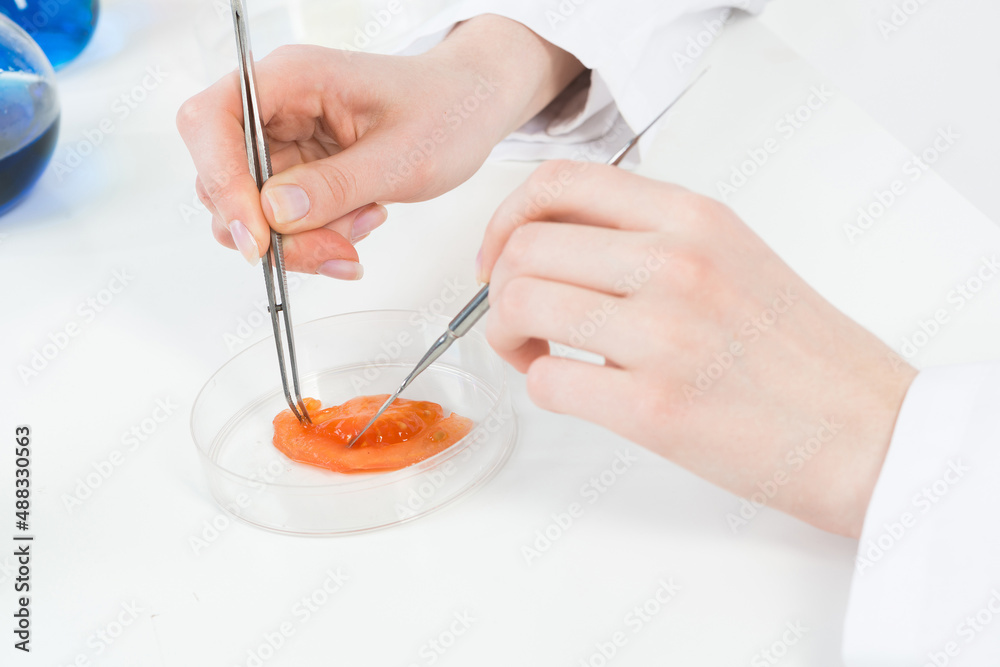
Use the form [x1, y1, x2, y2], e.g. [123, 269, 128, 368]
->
[3, 1, 1000, 665]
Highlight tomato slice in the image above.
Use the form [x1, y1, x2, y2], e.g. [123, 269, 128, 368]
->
[272, 395, 473, 473]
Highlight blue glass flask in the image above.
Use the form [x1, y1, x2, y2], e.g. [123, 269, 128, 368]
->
[0, 13, 59, 216]
[0, 0, 98, 69]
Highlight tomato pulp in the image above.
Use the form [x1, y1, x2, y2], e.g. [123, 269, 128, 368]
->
[272, 395, 473, 473]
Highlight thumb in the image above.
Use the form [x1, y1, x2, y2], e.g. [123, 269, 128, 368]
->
[261, 135, 397, 235]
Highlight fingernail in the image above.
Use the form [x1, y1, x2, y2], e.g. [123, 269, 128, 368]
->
[229, 220, 260, 265]
[265, 184, 311, 224]
[351, 204, 387, 243]
[474, 248, 485, 283]
[318, 260, 364, 281]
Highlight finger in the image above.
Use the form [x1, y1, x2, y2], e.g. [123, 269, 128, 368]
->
[490, 221, 670, 298]
[271, 202, 387, 277]
[486, 276, 630, 372]
[478, 160, 685, 281]
[525, 355, 637, 432]
[260, 130, 402, 235]
[195, 177, 218, 219]
[324, 203, 388, 245]
[279, 227, 362, 278]
[211, 215, 237, 250]
[177, 72, 273, 265]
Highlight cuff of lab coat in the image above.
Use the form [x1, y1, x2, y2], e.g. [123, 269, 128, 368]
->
[390, 0, 767, 163]
[843, 362, 1000, 665]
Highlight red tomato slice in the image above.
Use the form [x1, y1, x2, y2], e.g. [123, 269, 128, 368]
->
[272, 395, 473, 473]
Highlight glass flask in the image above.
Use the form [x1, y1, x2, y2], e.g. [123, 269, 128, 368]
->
[0, 12, 59, 216]
[0, 0, 98, 69]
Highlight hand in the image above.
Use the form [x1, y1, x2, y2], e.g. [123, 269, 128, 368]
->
[176, 15, 583, 279]
[479, 161, 918, 538]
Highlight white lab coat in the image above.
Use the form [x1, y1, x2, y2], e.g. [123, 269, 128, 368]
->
[396, 0, 768, 163]
[397, 2, 1000, 664]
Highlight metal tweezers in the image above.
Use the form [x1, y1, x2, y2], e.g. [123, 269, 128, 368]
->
[347, 70, 708, 447]
[231, 0, 311, 425]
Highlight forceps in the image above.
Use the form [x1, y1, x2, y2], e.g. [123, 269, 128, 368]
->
[231, 0, 311, 424]
[347, 71, 708, 447]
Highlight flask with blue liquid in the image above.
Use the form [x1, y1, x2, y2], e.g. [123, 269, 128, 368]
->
[0, 0, 98, 69]
[0, 12, 60, 216]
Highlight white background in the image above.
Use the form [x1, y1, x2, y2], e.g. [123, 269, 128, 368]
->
[1, 0, 998, 665]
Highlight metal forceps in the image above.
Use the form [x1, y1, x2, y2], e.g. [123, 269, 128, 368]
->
[231, 0, 311, 425]
[347, 70, 708, 447]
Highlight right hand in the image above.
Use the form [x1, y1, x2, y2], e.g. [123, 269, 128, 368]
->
[176, 15, 584, 279]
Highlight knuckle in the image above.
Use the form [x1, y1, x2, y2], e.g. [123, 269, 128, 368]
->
[502, 223, 541, 273]
[318, 162, 359, 209]
[677, 190, 726, 228]
[525, 359, 557, 410]
[664, 247, 713, 296]
[531, 159, 573, 185]
[493, 276, 533, 328]
[175, 96, 203, 134]
[523, 160, 573, 206]
[195, 179, 214, 210]
[201, 174, 240, 209]
[269, 44, 299, 61]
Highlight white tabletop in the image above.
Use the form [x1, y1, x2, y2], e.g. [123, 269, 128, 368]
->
[3, 1, 1000, 665]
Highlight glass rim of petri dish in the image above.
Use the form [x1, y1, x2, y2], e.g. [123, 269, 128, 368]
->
[190, 309, 514, 491]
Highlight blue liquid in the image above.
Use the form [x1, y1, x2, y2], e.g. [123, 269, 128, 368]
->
[0, 69, 59, 215]
[0, 115, 57, 215]
[0, 0, 98, 69]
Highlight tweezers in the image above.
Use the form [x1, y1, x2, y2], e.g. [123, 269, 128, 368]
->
[231, 0, 311, 425]
[347, 70, 709, 446]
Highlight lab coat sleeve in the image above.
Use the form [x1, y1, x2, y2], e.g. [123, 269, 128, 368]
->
[843, 362, 1000, 665]
[390, 0, 769, 162]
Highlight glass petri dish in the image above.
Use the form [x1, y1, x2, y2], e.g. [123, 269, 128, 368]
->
[191, 310, 517, 536]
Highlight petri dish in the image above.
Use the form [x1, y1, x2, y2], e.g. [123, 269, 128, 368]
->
[191, 310, 517, 536]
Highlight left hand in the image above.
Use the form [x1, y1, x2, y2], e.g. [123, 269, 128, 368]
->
[478, 161, 918, 538]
